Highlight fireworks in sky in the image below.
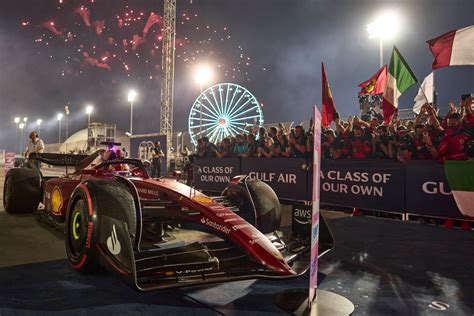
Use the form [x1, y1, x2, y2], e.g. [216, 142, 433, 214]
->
[21, 0, 267, 83]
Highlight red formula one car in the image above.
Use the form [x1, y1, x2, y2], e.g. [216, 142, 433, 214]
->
[3, 149, 333, 291]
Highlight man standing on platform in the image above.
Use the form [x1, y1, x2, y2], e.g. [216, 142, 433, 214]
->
[25, 131, 45, 169]
[151, 141, 164, 178]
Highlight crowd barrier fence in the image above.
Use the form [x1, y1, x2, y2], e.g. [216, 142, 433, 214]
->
[193, 158, 467, 220]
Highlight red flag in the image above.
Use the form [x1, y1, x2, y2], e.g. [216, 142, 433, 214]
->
[143, 12, 162, 35]
[358, 65, 387, 96]
[321, 63, 337, 128]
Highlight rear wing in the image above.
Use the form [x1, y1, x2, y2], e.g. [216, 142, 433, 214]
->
[28, 153, 90, 167]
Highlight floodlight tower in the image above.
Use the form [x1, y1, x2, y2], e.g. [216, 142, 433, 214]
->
[160, 0, 176, 170]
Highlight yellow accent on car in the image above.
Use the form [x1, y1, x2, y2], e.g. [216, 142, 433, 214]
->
[72, 211, 81, 240]
[51, 187, 63, 215]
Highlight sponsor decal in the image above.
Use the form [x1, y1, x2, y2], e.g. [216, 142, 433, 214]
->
[293, 207, 311, 225]
[232, 223, 252, 231]
[106, 224, 122, 255]
[216, 212, 235, 217]
[176, 267, 214, 275]
[248, 232, 265, 245]
[192, 196, 215, 204]
[51, 186, 63, 215]
[137, 187, 159, 196]
[85, 222, 93, 248]
[200, 217, 231, 234]
[428, 301, 449, 311]
[209, 204, 227, 211]
[224, 218, 242, 223]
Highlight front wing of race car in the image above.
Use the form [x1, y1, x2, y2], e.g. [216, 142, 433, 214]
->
[95, 214, 315, 291]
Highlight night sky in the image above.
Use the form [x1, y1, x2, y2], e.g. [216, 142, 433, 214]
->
[0, 0, 472, 151]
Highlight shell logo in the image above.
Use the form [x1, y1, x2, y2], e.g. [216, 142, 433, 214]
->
[192, 196, 214, 205]
[51, 187, 63, 215]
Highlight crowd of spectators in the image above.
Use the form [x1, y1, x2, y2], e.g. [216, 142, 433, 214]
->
[192, 97, 473, 162]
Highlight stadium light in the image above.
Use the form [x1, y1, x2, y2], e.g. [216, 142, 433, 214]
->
[367, 10, 400, 67]
[194, 65, 213, 92]
[127, 90, 137, 135]
[14, 117, 20, 124]
[36, 119, 43, 135]
[85, 105, 93, 126]
[57, 113, 63, 143]
[194, 65, 214, 134]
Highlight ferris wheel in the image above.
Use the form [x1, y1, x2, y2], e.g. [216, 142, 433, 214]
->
[188, 83, 264, 146]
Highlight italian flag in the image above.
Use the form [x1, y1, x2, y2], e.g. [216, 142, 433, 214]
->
[427, 25, 474, 70]
[445, 160, 474, 218]
[382, 46, 417, 123]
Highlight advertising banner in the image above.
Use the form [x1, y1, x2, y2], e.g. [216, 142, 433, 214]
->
[241, 158, 309, 201]
[4, 152, 15, 176]
[309, 106, 321, 305]
[405, 160, 463, 219]
[193, 158, 240, 192]
[319, 159, 405, 213]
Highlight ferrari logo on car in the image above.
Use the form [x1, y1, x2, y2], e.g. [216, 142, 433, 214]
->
[107, 225, 121, 255]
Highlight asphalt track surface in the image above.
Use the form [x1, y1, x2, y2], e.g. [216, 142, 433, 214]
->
[1, 167, 473, 315]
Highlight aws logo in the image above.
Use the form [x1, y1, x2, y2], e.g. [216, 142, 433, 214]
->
[293, 208, 311, 225]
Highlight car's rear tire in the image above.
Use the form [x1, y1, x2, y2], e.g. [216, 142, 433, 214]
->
[65, 180, 137, 273]
[3, 168, 41, 213]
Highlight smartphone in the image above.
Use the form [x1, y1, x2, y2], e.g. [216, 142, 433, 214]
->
[333, 112, 340, 122]
[461, 93, 473, 101]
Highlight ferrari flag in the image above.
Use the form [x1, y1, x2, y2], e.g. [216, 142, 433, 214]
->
[444, 160, 474, 218]
[358, 65, 387, 96]
[382, 46, 417, 123]
[321, 63, 337, 128]
[427, 25, 474, 70]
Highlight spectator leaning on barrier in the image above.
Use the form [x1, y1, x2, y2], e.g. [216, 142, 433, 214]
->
[233, 134, 249, 158]
[257, 137, 275, 158]
[217, 137, 232, 158]
[322, 129, 344, 159]
[25, 131, 45, 169]
[371, 125, 392, 159]
[288, 125, 307, 158]
[349, 124, 372, 159]
[246, 134, 258, 157]
[199, 136, 218, 158]
[273, 129, 289, 157]
[438, 97, 474, 161]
